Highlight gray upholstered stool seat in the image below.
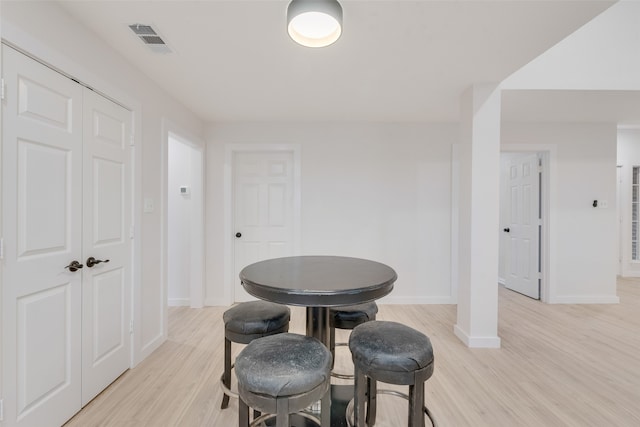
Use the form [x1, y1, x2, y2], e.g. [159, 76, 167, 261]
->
[236, 333, 332, 427]
[330, 302, 378, 379]
[220, 301, 291, 410]
[348, 321, 436, 427]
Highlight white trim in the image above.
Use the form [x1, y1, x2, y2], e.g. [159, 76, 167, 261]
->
[500, 144, 556, 304]
[382, 296, 456, 305]
[224, 143, 302, 305]
[453, 325, 501, 348]
[168, 298, 191, 307]
[550, 295, 620, 304]
[450, 144, 460, 304]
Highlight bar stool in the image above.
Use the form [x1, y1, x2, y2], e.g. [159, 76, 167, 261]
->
[235, 333, 332, 427]
[330, 302, 378, 379]
[347, 321, 437, 427]
[220, 301, 291, 410]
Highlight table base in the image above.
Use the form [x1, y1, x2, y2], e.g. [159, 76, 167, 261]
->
[262, 384, 353, 427]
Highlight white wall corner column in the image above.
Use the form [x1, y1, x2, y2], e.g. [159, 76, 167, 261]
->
[454, 83, 502, 348]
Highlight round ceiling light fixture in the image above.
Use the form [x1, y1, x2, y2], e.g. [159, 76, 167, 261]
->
[287, 0, 343, 48]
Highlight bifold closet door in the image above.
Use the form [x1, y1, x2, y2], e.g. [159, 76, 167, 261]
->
[81, 87, 132, 406]
[2, 45, 132, 425]
[2, 45, 84, 427]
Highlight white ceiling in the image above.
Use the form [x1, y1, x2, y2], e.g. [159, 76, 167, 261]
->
[57, 0, 626, 124]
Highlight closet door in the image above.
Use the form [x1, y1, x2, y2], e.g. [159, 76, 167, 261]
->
[2, 46, 83, 426]
[81, 88, 131, 405]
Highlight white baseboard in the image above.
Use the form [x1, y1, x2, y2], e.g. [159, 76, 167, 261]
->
[550, 295, 620, 304]
[453, 324, 501, 348]
[168, 298, 190, 307]
[380, 295, 456, 304]
[205, 297, 232, 306]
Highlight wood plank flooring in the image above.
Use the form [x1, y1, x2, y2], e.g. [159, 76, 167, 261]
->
[65, 278, 640, 426]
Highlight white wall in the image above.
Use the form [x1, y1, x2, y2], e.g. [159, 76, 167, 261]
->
[617, 128, 640, 277]
[206, 123, 457, 305]
[501, 123, 618, 303]
[502, 0, 640, 91]
[1, 1, 204, 364]
[168, 138, 192, 306]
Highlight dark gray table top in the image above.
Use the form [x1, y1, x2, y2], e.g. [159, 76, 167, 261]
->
[240, 256, 397, 307]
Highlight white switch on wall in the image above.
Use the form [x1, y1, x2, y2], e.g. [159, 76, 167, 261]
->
[144, 198, 154, 213]
[599, 200, 608, 209]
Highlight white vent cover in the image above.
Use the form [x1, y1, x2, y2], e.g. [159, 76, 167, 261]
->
[128, 24, 172, 54]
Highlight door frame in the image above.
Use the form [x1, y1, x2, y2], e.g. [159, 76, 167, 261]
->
[223, 144, 301, 306]
[500, 144, 555, 303]
[163, 126, 205, 309]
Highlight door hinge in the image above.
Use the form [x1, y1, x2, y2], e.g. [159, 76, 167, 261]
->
[0, 398, 4, 422]
[129, 320, 134, 335]
[129, 134, 135, 146]
[0, 237, 4, 260]
[1, 77, 5, 101]
[129, 225, 134, 239]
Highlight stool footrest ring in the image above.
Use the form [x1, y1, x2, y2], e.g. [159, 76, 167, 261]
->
[331, 342, 355, 380]
[249, 410, 321, 427]
[345, 389, 438, 427]
[219, 363, 239, 400]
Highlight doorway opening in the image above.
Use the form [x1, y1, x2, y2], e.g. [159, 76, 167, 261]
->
[167, 132, 204, 308]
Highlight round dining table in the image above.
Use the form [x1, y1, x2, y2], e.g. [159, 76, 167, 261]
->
[240, 255, 398, 427]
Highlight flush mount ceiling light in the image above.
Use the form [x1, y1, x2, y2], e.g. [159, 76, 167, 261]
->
[287, 0, 343, 48]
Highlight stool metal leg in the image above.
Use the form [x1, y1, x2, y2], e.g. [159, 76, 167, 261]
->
[275, 397, 290, 427]
[354, 365, 367, 427]
[366, 376, 377, 425]
[408, 382, 425, 427]
[321, 388, 331, 427]
[239, 397, 250, 427]
[221, 337, 232, 409]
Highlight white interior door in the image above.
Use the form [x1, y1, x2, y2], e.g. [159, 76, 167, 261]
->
[233, 151, 294, 302]
[505, 153, 540, 299]
[2, 45, 83, 426]
[81, 88, 131, 405]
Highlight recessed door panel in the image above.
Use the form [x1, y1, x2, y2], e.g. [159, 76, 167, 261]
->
[18, 76, 72, 131]
[90, 268, 124, 365]
[17, 284, 70, 417]
[93, 158, 124, 246]
[93, 110, 125, 148]
[17, 140, 69, 258]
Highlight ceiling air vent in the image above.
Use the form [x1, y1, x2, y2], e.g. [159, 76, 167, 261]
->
[128, 24, 172, 54]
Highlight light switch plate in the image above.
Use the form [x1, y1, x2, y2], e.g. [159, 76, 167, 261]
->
[144, 198, 154, 213]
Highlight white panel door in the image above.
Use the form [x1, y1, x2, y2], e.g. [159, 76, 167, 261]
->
[81, 88, 131, 405]
[233, 151, 294, 302]
[505, 153, 540, 299]
[2, 46, 83, 427]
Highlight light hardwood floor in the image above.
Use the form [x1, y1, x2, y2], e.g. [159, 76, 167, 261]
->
[66, 278, 640, 426]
